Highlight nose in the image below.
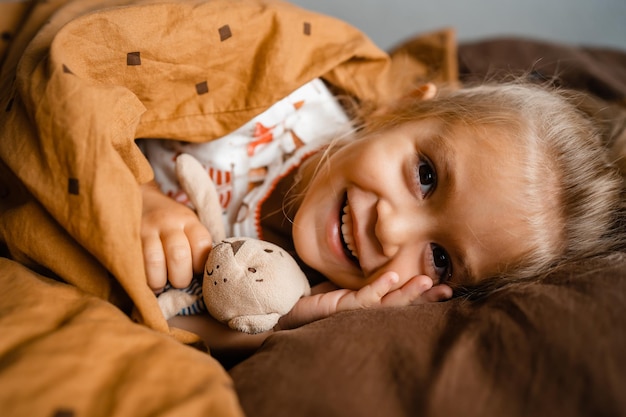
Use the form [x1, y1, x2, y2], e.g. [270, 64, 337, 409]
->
[227, 239, 246, 256]
[375, 198, 427, 258]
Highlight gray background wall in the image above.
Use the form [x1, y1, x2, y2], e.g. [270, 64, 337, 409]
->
[287, 0, 626, 51]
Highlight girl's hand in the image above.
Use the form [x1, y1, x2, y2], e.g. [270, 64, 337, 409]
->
[140, 181, 213, 293]
[276, 272, 453, 330]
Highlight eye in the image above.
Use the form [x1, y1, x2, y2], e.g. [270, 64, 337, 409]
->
[417, 156, 437, 197]
[430, 243, 452, 283]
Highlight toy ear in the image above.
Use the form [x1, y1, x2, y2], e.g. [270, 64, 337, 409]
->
[175, 153, 226, 242]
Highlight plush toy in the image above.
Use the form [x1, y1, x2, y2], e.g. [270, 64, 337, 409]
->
[157, 153, 311, 334]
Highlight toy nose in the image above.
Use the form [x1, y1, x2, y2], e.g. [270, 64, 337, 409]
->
[228, 239, 246, 255]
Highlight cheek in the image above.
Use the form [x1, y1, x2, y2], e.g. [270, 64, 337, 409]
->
[339, 140, 408, 191]
[292, 207, 321, 266]
[293, 187, 321, 234]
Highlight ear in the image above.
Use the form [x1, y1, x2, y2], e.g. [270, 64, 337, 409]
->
[175, 153, 226, 241]
[371, 83, 438, 118]
[420, 283, 453, 303]
[405, 82, 437, 101]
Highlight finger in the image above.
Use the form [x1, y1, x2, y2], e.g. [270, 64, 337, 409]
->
[311, 281, 340, 295]
[142, 234, 167, 292]
[354, 271, 399, 308]
[382, 275, 433, 306]
[419, 284, 453, 303]
[185, 222, 213, 274]
[162, 231, 193, 288]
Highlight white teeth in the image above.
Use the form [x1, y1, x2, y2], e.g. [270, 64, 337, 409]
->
[341, 202, 358, 259]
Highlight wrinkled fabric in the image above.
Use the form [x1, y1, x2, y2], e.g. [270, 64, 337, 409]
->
[0, 1, 457, 416]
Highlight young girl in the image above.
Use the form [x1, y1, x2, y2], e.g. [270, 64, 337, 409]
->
[140, 79, 625, 352]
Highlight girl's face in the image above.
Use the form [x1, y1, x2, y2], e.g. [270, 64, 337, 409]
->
[292, 118, 547, 293]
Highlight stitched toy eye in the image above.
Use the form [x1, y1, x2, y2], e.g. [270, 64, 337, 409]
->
[248, 267, 257, 273]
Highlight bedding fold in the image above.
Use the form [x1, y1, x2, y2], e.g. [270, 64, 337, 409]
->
[0, 258, 244, 417]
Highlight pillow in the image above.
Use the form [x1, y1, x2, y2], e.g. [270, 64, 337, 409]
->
[230, 253, 626, 417]
[457, 37, 626, 101]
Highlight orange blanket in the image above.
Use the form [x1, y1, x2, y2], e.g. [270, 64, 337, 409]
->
[0, 1, 456, 415]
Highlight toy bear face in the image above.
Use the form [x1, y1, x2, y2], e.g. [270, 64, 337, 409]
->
[202, 237, 310, 324]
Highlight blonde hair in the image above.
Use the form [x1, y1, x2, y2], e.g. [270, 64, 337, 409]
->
[354, 82, 626, 296]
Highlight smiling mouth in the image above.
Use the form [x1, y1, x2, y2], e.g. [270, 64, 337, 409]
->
[340, 194, 361, 267]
